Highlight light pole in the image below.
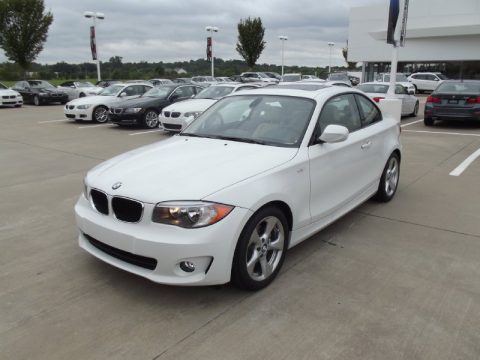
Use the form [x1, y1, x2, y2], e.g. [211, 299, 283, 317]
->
[205, 26, 219, 78]
[327, 42, 335, 74]
[84, 11, 105, 82]
[279, 36, 288, 76]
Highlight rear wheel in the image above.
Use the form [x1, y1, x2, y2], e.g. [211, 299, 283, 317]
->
[374, 153, 400, 202]
[231, 206, 288, 291]
[93, 105, 108, 123]
[424, 117, 434, 126]
[143, 109, 159, 129]
[410, 101, 419, 117]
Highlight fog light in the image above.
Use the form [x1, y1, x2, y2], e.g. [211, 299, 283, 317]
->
[180, 261, 195, 273]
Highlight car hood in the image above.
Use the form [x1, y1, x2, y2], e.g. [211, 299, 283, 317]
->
[162, 98, 217, 113]
[115, 96, 169, 108]
[83, 86, 104, 94]
[68, 94, 120, 105]
[86, 136, 298, 203]
[0, 89, 20, 96]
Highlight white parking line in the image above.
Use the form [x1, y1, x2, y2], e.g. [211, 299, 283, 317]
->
[128, 129, 164, 136]
[403, 130, 480, 137]
[449, 148, 480, 176]
[401, 119, 424, 128]
[37, 119, 69, 124]
[78, 124, 115, 129]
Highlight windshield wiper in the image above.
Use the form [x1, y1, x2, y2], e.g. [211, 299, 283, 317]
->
[209, 135, 268, 145]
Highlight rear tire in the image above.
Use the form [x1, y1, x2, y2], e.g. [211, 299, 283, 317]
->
[374, 152, 400, 203]
[424, 117, 434, 126]
[231, 206, 288, 291]
[410, 101, 419, 117]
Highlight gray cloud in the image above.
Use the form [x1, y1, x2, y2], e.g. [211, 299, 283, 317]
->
[0, 0, 384, 67]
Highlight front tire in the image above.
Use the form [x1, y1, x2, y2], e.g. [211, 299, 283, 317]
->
[374, 153, 400, 202]
[93, 105, 108, 123]
[424, 117, 434, 126]
[231, 206, 288, 291]
[33, 95, 41, 106]
[410, 101, 419, 117]
[143, 109, 159, 129]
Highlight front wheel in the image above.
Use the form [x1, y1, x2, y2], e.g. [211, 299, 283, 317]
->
[424, 117, 434, 126]
[143, 109, 159, 129]
[93, 105, 108, 123]
[33, 95, 41, 106]
[231, 207, 288, 291]
[374, 153, 400, 202]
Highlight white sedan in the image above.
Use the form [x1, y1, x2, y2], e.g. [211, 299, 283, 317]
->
[0, 82, 23, 107]
[57, 81, 103, 100]
[357, 82, 419, 117]
[75, 86, 401, 290]
[160, 83, 260, 132]
[64, 83, 153, 122]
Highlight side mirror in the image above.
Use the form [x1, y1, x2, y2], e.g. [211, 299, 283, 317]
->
[434, 78, 440, 81]
[408, 89, 415, 95]
[318, 125, 349, 144]
[70, 85, 76, 88]
[119, 92, 127, 97]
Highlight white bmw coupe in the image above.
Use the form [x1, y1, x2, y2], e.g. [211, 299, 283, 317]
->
[75, 86, 401, 290]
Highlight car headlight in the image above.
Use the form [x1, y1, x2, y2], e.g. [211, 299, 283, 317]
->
[125, 107, 143, 113]
[77, 104, 92, 110]
[39, 92, 47, 96]
[184, 111, 201, 119]
[152, 201, 233, 228]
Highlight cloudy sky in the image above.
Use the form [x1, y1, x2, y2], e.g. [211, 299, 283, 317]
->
[0, 0, 385, 67]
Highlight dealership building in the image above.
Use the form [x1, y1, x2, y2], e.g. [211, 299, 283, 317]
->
[348, 0, 480, 81]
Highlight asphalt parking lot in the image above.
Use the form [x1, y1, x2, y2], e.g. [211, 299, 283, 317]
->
[1, 97, 480, 360]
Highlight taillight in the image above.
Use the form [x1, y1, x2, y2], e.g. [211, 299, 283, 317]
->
[426, 95, 442, 104]
[372, 96, 385, 103]
[465, 96, 480, 104]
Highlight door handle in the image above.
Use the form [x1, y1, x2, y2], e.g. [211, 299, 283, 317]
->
[361, 141, 372, 149]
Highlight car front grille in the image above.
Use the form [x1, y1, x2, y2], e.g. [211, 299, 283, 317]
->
[67, 105, 75, 110]
[2, 95, 16, 99]
[112, 197, 143, 222]
[84, 233, 157, 270]
[90, 189, 109, 215]
[171, 112, 181, 118]
[163, 111, 170, 117]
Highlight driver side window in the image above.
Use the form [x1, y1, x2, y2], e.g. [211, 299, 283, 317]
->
[317, 94, 361, 134]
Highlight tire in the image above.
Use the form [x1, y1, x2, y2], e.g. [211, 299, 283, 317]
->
[374, 152, 400, 202]
[79, 93, 86, 98]
[142, 109, 159, 129]
[413, 84, 417, 93]
[231, 206, 289, 291]
[14, 105, 22, 108]
[410, 101, 419, 117]
[424, 117, 434, 126]
[33, 95, 41, 106]
[93, 105, 108, 123]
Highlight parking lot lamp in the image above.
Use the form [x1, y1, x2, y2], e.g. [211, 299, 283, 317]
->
[84, 11, 105, 82]
[328, 42, 335, 74]
[279, 36, 288, 76]
[205, 26, 219, 77]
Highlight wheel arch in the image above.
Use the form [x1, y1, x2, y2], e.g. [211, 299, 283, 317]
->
[253, 200, 293, 233]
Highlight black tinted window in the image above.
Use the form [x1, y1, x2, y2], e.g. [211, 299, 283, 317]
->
[318, 94, 361, 133]
[355, 95, 382, 127]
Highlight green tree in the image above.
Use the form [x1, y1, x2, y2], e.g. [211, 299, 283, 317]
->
[342, 46, 357, 70]
[0, 0, 53, 73]
[235, 17, 266, 69]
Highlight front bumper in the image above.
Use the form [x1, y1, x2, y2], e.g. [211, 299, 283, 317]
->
[159, 115, 188, 132]
[108, 112, 143, 125]
[75, 194, 252, 286]
[41, 94, 68, 103]
[64, 105, 93, 121]
[0, 96, 23, 106]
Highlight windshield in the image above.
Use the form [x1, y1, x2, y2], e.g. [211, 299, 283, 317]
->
[258, 73, 270, 79]
[436, 82, 480, 94]
[384, 74, 408, 82]
[100, 84, 124, 96]
[142, 86, 173, 98]
[28, 80, 55, 89]
[0, 82, 7, 89]
[182, 95, 315, 148]
[195, 86, 234, 99]
[436, 74, 448, 80]
[75, 82, 95, 88]
[357, 84, 389, 94]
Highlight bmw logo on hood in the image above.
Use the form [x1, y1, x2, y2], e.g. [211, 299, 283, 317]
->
[112, 182, 122, 190]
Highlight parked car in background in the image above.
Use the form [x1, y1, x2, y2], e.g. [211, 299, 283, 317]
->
[349, 76, 360, 86]
[357, 82, 419, 117]
[407, 72, 447, 93]
[281, 73, 302, 82]
[96, 80, 120, 88]
[0, 82, 23, 107]
[328, 72, 351, 83]
[191, 76, 217, 85]
[149, 79, 173, 86]
[302, 75, 320, 80]
[376, 73, 415, 93]
[263, 71, 282, 80]
[160, 83, 260, 133]
[64, 82, 153, 123]
[173, 78, 192, 83]
[215, 77, 235, 82]
[424, 80, 480, 126]
[57, 81, 103, 100]
[12, 80, 68, 106]
[109, 84, 204, 129]
[76, 86, 401, 290]
[126, 80, 152, 85]
[240, 72, 279, 84]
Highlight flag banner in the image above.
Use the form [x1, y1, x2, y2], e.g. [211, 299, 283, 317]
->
[206, 37, 212, 61]
[387, 0, 400, 45]
[90, 26, 97, 60]
[399, 0, 409, 47]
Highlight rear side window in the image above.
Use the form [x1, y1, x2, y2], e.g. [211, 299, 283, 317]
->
[318, 94, 361, 133]
[355, 95, 382, 127]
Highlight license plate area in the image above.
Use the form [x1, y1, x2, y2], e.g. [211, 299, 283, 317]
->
[448, 99, 459, 104]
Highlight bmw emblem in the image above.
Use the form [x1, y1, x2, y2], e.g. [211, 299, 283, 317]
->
[112, 182, 122, 190]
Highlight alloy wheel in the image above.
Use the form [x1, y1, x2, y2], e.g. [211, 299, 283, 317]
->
[145, 110, 159, 128]
[384, 156, 399, 197]
[94, 107, 108, 123]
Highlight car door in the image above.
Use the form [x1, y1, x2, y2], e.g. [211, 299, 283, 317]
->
[60, 81, 76, 99]
[395, 85, 414, 115]
[16, 81, 33, 103]
[308, 94, 372, 223]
